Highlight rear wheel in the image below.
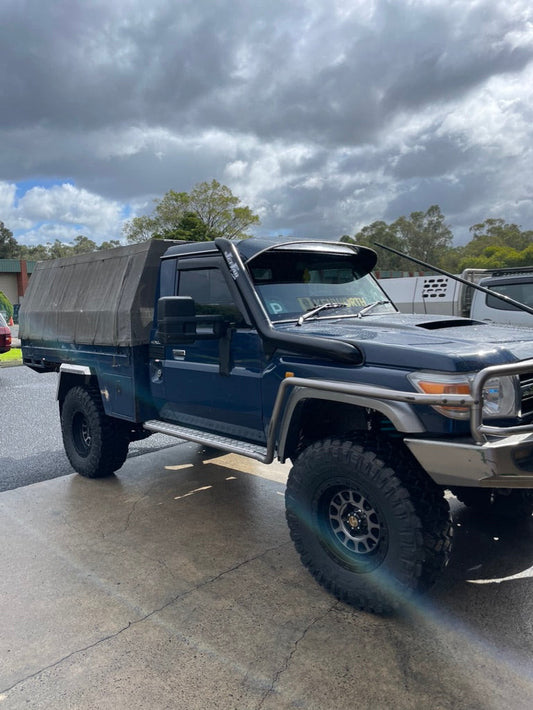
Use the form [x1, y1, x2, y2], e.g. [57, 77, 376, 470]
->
[285, 437, 452, 613]
[61, 386, 129, 478]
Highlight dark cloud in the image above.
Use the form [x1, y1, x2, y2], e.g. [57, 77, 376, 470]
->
[0, 0, 532, 244]
[391, 134, 475, 180]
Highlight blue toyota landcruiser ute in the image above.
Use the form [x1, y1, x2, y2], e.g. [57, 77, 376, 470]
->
[20, 237, 533, 612]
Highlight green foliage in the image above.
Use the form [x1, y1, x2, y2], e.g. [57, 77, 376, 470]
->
[0, 347, 22, 363]
[99, 239, 122, 251]
[16, 235, 122, 260]
[346, 210, 533, 273]
[121, 214, 156, 244]
[341, 221, 406, 270]
[345, 205, 453, 270]
[394, 205, 453, 263]
[0, 291, 13, 320]
[155, 211, 209, 241]
[16, 243, 49, 260]
[456, 244, 533, 271]
[123, 180, 260, 243]
[469, 218, 533, 250]
[0, 221, 20, 258]
[454, 219, 533, 271]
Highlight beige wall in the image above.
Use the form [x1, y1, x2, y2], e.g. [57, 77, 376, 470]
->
[0, 274, 19, 305]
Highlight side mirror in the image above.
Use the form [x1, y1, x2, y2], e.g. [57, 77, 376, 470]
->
[156, 296, 197, 344]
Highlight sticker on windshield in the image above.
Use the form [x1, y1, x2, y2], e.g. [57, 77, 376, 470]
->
[267, 301, 285, 314]
[297, 296, 367, 311]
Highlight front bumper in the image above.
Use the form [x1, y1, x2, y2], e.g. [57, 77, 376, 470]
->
[273, 360, 533, 488]
[403, 358, 533, 488]
[405, 433, 533, 488]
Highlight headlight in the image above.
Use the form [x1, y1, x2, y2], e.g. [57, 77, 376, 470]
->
[408, 372, 519, 420]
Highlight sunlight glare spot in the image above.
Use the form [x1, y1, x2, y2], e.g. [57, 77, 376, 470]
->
[174, 485, 213, 500]
[467, 569, 533, 584]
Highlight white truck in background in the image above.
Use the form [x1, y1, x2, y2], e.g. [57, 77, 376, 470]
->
[379, 267, 533, 327]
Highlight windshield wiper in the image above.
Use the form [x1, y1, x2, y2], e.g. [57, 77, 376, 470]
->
[297, 302, 346, 326]
[357, 300, 391, 318]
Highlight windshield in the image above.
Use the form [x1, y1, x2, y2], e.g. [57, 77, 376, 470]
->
[248, 250, 395, 322]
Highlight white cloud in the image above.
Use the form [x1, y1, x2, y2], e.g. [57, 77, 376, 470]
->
[18, 184, 122, 231]
[1, 181, 126, 244]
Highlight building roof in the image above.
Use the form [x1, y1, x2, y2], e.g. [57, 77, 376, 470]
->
[0, 259, 36, 273]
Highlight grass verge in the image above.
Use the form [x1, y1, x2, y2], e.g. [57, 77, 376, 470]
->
[0, 348, 22, 366]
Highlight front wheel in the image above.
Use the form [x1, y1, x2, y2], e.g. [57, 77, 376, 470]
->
[61, 386, 129, 478]
[285, 438, 452, 613]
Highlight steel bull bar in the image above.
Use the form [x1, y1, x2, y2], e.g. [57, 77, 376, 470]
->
[270, 359, 533, 488]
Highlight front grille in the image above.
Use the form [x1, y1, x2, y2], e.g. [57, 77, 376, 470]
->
[519, 373, 533, 416]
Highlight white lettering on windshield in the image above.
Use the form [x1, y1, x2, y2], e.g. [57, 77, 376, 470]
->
[297, 296, 367, 311]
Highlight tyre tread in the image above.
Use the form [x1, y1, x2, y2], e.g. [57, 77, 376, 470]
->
[286, 435, 452, 612]
[61, 385, 129, 478]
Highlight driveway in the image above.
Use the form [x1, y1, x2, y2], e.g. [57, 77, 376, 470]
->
[1, 440, 532, 709]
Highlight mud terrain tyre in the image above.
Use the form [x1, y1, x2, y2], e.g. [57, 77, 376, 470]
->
[285, 437, 452, 613]
[61, 386, 129, 478]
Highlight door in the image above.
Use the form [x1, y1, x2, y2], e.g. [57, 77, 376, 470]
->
[153, 256, 267, 443]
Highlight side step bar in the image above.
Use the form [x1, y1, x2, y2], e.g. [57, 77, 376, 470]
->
[143, 420, 270, 463]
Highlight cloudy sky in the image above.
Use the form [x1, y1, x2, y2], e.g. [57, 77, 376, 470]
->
[1, 0, 532, 248]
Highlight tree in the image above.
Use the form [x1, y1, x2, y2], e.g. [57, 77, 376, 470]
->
[456, 219, 533, 268]
[344, 205, 453, 270]
[469, 218, 533, 251]
[163, 212, 209, 241]
[70, 235, 98, 254]
[0, 221, 20, 258]
[456, 243, 533, 271]
[14, 235, 122, 261]
[393, 205, 453, 264]
[98, 239, 122, 251]
[17, 243, 50, 261]
[123, 180, 260, 243]
[452, 219, 533, 271]
[342, 221, 406, 270]
[122, 214, 158, 243]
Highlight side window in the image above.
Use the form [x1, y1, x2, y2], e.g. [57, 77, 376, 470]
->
[485, 283, 533, 312]
[177, 268, 246, 326]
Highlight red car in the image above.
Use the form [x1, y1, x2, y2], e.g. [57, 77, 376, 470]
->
[0, 313, 12, 353]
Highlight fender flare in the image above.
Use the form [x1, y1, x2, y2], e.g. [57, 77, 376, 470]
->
[57, 364, 94, 403]
[276, 386, 426, 462]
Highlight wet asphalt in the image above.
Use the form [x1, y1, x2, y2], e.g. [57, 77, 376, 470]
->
[1, 361, 533, 708]
[0, 365, 179, 492]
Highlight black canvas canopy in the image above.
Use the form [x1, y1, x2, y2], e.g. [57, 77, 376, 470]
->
[19, 240, 178, 347]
